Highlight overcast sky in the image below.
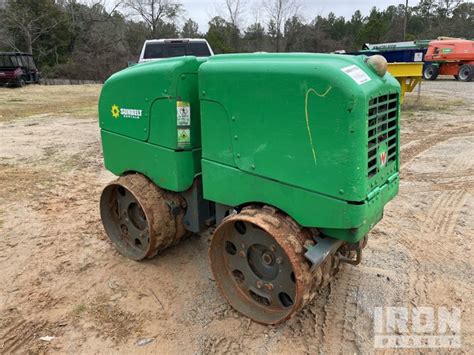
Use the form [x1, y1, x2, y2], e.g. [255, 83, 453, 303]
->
[178, 0, 416, 31]
[100, 0, 472, 31]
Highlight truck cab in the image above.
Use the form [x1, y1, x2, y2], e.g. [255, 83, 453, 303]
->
[138, 38, 214, 63]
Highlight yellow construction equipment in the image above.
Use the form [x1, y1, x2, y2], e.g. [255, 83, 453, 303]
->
[387, 62, 423, 103]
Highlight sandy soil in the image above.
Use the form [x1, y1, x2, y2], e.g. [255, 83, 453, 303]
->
[0, 79, 473, 354]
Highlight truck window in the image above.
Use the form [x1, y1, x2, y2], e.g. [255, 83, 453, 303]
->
[143, 41, 212, 60]
[186, 42, 211, 56]
[144, 43, 165, 59]
[168, 45, 186, 57]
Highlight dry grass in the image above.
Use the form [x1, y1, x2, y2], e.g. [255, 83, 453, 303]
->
[403, 94, 464, 112]
[0, 163, 55, 199]
[73, 295, 143, 343]
[0, 84, 101, 121]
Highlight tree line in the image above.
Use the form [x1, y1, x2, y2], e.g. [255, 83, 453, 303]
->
[0, 0, 472, 81]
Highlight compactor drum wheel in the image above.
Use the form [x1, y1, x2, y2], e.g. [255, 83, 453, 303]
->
[100, 174, 188, 260]
[210, 206, 340, 324]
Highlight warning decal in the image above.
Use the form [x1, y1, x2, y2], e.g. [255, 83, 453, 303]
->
[177, 101, 191, 126]
[176, 100, 191, 147]
[177, 128, 190, 145]
[341, 65, 372, 85]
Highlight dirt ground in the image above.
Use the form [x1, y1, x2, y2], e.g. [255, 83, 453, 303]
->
[0, 79, 473, 354]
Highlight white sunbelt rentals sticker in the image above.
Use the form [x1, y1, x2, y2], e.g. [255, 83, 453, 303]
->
[341, 65, 372, 85]
[176, 101, 191, 125]
[111, 104, 142, 119]
[120, 108, 142, 119]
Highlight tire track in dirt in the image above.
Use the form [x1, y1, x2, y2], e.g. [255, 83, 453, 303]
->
[310, 299, 327, 351]
[0, 317, 48, 353]
[438, 191, 469, 237]
[447, 140, 473, 172]
[403, 168, 474, 183]
[421, 191, 451, 234]
[411, 261, 429, 306]
[434, 191, 462, 235]
[320, 266, 361, 354]
[438, 139, 473, 236]
[400, 127, 473, 170]
[406, 190, 468, 307]
[419, 138, 472, 237]
[402, 133, 473, 311]
[402, 138, 474, 193]
[402, 181, 474, 194]
[403, 168, 474, 181]
[288, 294, 326, 353]
[202, 336, 242, 354]
[422, 190, 463, 235]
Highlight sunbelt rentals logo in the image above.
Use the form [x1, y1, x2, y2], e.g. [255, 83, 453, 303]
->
[111, 104, 120, 118]
[110, 104, 142, 120]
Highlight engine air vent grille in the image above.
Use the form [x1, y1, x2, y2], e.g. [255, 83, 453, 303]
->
[367, 93, 398, 178]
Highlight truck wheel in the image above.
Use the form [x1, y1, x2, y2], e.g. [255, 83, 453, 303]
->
[100, 173, 188, 260]
[209, 206, 343, 324]
[423, 65, 439, 80]
[458, 65, 473, 82]
[16, 78, 25, 87]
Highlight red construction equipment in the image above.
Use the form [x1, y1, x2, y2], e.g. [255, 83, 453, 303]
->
[423, 39, 474, 81]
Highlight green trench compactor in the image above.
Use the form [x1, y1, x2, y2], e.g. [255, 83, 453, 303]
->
[98, 53, 400, 324]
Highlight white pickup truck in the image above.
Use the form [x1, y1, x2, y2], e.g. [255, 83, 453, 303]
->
[138, 38, 214, 63]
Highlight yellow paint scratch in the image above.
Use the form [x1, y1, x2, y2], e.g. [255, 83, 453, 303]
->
[304, 86, 332, 165]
